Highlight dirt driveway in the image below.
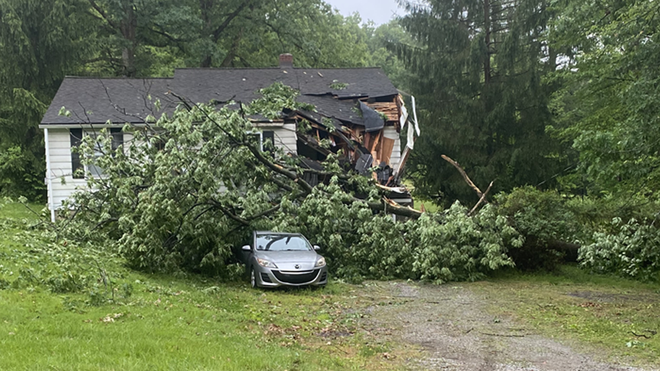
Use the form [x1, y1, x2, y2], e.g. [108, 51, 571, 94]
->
[353, 281, 655, 371]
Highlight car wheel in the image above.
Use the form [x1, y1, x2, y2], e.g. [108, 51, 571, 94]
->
[250, 267, 257, 288]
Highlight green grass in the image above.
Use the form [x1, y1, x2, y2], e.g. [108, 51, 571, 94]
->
[472, 266, 660, 367]
[0, 202, 400, 370]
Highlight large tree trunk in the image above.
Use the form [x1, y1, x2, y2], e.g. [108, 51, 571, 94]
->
[120, 0, 137, 77]
[483, 0, 491, 84]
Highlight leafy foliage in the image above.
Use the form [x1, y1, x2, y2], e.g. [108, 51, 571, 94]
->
[580, 218, 660, 281]
[61, 85, 521, 283]
[0, 200, 122, 301]
[495, 187, 580, 270]
[0, 0, 92, 199]
[407, 203, 521, 283]
[550, 0, 660, 199]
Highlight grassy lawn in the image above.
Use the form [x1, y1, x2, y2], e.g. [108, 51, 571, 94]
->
[473, 266, 660, 367]
[3, 200, 660, 369]
[0, 201, 401, 370]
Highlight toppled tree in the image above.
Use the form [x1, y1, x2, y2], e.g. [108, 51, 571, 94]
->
[61, 84, 522, 282]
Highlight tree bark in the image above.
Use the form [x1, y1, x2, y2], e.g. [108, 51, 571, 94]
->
[483, 0, 491, 85]
[120, 0, 138, 77]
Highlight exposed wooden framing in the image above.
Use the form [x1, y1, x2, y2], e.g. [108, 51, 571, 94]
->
[381, 137, 395, 166]
[364, 132, 371, 150]
[366, 99, 399, 122]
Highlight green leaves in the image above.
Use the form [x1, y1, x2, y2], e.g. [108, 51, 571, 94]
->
[399, 0, 568, 205]
[60, 86, 524, 283]
[580, 218, 660, 281]
[551, 0, 660, 198]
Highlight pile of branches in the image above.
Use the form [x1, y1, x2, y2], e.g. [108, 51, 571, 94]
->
[61, 84, 520, 282]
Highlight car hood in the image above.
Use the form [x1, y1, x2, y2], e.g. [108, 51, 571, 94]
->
[256, 250, 321, 271]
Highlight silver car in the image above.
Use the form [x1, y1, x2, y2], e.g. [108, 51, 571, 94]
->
[242, 231, 328, 288]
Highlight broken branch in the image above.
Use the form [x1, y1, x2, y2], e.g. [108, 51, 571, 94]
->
[468, 181, 494, 216]
[441, 155, 483, 197]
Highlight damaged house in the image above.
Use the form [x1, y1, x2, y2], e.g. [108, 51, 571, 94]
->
[40, 54, 420, 222]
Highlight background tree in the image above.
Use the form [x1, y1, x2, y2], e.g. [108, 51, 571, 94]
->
[0, 0, 93, 198]
[396, 0, 569, 205]
[365, 20, 414, 90]
[551, 0, 660, 200]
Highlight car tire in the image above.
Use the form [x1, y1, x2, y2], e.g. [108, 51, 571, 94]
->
[250, 267, 257, 289]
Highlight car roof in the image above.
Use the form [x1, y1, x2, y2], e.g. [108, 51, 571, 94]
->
[254, 231, 302, 236]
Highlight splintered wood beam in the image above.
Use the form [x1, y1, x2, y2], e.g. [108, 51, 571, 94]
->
[364, 197, 422, 219]
[394, 146, 411, 177]
[441, 155, 483, 197]
[381, 137, 395, 166]
[369, 130, 382, 153]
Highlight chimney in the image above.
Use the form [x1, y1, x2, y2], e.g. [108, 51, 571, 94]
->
[279, 53, 293, 69]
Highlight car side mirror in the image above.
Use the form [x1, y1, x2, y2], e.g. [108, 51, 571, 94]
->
[313, 245, 321, 251]
[242, 245, 251, 251]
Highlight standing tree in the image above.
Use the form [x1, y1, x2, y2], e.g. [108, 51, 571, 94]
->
[551, 0, 660, 199]
[0, 0, 93, 198]
[396, 0, 569, 205]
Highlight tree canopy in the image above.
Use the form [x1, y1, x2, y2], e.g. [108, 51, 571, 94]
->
[396, 0, 569, 205]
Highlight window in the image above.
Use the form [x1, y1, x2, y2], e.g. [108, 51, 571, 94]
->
[256, 234, 312, 251]
[263, 130, 274, 152]
[70, 128, 123, 179]
[70, 129, 83, 179]
[247, 130, 275, 152]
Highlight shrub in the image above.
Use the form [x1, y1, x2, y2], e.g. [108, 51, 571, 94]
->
[580, 218, 660, 281]
[494, 187, 580, 270]
[407, 203, 522, 283]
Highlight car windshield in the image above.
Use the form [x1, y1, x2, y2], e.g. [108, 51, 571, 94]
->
[256, 234, 312, 251]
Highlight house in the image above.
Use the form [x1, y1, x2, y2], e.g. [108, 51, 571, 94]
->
[40, 54, 418, 222]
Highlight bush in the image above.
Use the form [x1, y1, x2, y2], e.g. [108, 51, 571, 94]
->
[580, 218, 660, 281]
[407, 203, 522, 283]
[274, 184, 521, 283]
[494, 187, 580, 270]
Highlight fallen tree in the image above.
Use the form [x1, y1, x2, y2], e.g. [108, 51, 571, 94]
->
[60, 84, 520, 282]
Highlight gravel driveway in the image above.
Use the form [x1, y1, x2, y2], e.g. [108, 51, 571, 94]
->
[355, 281, 655, 371]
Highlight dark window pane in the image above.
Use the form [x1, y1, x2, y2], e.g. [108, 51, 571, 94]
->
[263, 130, 275, 152]
[70, 129, 83, 179]
[110, 128, 123, 152]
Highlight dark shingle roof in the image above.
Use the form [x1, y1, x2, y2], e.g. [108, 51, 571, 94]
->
[41, 67, 398, 125]
[42, 78, 176, 125]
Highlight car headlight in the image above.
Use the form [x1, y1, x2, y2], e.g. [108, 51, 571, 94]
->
[257, 258, 278, 268]
[315, 257, 326, 267]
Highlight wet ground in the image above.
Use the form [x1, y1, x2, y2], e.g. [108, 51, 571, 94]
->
[354, 281, 656, 371]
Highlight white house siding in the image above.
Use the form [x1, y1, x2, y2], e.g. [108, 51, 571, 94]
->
[46, 128, 87, 210]
[45, 124, 296, 212]
[383, 126, 401, 170]
[45, 129, 134, 211]
[254, 122, 297, 155]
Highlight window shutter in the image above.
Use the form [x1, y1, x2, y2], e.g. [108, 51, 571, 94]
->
[110, 128, 123, 152]
[70, 129, 83, 179]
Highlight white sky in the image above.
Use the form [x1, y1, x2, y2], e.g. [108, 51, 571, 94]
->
[324, 0, 403, 25]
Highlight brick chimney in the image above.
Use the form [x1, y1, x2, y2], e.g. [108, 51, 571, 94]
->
[279, 53, 293, 69]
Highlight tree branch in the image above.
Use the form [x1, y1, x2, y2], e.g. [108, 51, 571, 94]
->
[468, 181, 494, 216]
[441, 155, 483, 197]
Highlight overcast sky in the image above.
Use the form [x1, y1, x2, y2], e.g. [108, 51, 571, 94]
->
[324, 0, 403, 25]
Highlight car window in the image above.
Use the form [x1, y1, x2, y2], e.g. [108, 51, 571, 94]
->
[256, 235, 312, 251]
